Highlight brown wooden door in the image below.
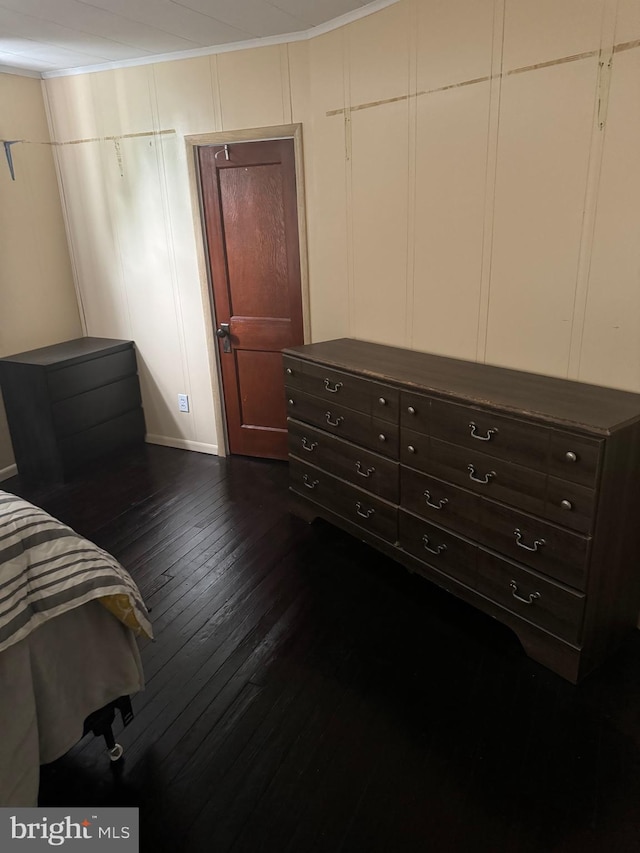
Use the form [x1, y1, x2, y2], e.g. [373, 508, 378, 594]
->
[198, 139, 304, 460]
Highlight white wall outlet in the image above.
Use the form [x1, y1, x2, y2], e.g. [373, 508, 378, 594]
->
[178, 394, 190, 413]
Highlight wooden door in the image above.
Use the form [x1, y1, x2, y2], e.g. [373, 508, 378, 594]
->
[198, 139, 304, 460]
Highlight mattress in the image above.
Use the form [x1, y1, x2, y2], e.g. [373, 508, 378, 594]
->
[0, 600, 144, 806]
[0, 490, 152, 806]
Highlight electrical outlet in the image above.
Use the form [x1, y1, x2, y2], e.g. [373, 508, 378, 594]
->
[178, 394, 190, 413]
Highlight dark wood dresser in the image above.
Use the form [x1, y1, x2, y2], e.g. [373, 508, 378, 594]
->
[0, 337, 145, 482]
[283, 338, 640, 682]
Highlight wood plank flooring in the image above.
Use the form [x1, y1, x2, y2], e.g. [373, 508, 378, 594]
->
[6, 444, 640, 853]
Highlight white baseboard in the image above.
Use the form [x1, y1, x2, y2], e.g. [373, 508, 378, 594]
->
[0, 463, 17, 482]
[145, 435, 219, 455]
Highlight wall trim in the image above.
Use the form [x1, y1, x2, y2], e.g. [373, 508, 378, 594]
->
[145, 435, 218, 455]
[0, 463, 18, 482]
[38, 0, 400, 80]
[0, 65, 42, 79]
[185, 124, 310, 458]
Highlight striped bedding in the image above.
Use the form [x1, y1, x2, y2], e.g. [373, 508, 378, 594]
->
[0, 490, 152, 654]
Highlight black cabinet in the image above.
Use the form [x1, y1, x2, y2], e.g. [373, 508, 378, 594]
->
[0, 337, 145, 482]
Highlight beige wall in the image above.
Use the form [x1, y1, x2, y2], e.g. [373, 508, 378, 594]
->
[42, 0, 640, 456]
[0, 72, 82, 477]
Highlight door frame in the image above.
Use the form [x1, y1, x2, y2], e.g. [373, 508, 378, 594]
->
[186, 124, 310, 457]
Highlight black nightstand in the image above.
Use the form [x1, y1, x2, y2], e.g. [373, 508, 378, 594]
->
[0, 337, 145, 482]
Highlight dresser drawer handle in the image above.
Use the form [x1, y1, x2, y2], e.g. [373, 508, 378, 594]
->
[469, 422, 498, 441]
[422, 535, 447, 556]
[303, 474, 319, 490]
[424, 490, 448, 510]
[467, 464, 495, 484]
[302, 438, 318, 452]
[356, 461, 376, 478]
[565, 451, 578, 463]
[325, 412, 344, 427]
[355, 502, 375, 519]
[514, 528, 545, 552]
[324, 379, 343, 393]
[510, 580, 541, 606]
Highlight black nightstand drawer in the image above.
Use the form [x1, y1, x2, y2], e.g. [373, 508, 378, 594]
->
[52, 375, 142, 437]
[59, 408, 145, 470]
[47, 347, 137, 401]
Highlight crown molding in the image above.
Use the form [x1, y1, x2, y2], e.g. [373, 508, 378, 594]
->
[0, 64, 43, 79]
[37, 0, 398, 79]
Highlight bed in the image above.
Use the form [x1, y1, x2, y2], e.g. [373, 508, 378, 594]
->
[0, 490, 152, 806]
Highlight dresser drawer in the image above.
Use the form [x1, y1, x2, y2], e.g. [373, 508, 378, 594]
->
[476, 551, 585, 644]
[282, 356, 306, 388]
[288, 419, 399, 502]
[52, 375, 142, 437]
[401, 392, 430, 434]
[401, 467, 479, 535]
[544, 477, 596, 534]
[402, 433, 547, 516]
[548, 431, 602, 488]
[399, 510, 476, 588]
[477, 502, 590, 590]
[401, 433, 596, 534]
[47, 347, 137, 401]
[289, 459, 398, 542]
[284, 357, 398, 423]
[429, 399, 550, 469]
[286, 388, 398, 458]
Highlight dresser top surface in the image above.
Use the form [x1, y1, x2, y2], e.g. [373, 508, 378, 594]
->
[284, 338, 640, 435]
[0, 337, 133, 369]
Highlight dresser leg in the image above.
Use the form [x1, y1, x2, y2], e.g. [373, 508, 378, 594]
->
[288, 489, 320, 524]
[512, 624, 581, 684]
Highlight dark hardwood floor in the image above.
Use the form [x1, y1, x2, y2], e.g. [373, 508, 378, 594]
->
[6, 444, 640, 852]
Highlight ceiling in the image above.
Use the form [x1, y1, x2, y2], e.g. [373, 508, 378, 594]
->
[0, 0, 393, 77]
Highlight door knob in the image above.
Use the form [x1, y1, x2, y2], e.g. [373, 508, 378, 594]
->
[216, 323, 231, 352]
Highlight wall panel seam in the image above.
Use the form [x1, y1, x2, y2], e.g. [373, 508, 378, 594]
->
[405, 0, 418, 349]
[41, 81, 88, 336]
[210, 55, 223, 132]
[88, 74, 134, 341]
[476, 0, 506, 363]
[281, 44, 293, 125]
[567, 0, 618, 380]
[343, 29, 354, 338]
[150, 65, 195, 440]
